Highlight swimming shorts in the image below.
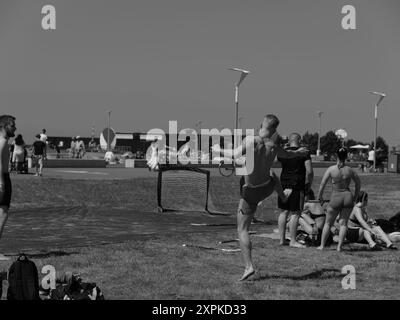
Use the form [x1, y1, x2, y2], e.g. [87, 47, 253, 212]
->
[278, 188, 304, 212]
[329, 190, 353, 212]
[0, 173, 12, 209]
[238, 176, 276, 215]
[346, 227, 361, 243]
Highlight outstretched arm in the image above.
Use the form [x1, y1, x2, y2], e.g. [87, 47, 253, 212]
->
[275, 144, 309, 159]
[212, 136, 253, 160]
[354, 208, 374, 233]
[352, 170, 361, 202]
[305, 157, 314, 186]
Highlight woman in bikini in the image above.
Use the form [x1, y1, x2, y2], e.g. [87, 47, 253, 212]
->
[317, 147, 361, 251]
[347, 191, 397, 250]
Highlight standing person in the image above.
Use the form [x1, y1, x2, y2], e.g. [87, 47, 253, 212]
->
[212, 114, 308, 281]
[55, 143, 61, 159]
[0, 115, 17, 261]
[12, 134, 26, 173]
[367, 146, 375, 169]
[277, 133, 314, 248]
[147, 139, 159, 171]
[317, 147, 361, 251]
[40, 129, 48, 143]
[32, 134, 47, 177]
[76, 136, 85, 159]
[69, 137, 76, 158]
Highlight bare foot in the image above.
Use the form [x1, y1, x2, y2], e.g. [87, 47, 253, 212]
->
[317, 246, 324, 250]
[336, 246, 342, 252]
[290, 241, 306, 248]
[239, 267, 255, 281]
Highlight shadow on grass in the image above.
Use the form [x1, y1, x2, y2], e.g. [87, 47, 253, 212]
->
[252, 268, 342, 282]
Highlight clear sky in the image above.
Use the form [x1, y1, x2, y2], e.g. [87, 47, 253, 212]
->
[1, 0, 399, 145]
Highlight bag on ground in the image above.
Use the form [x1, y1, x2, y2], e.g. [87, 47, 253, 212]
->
[7, 254, 41, 300]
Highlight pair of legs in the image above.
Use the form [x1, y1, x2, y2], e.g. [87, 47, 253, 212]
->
[0, 206, 10, 260]
[237, 172, 291, 281]
[278, 211, 304, 247]
[347, 227, 379, 249]
[371, 226, 396, 248]
[34, 156, 43, 176]
[277, 189, 305, 248]
[0, 173, 11, 260]
[318, 206, 352, 251]
[319, 191, 353, 251]
[298, 214, 325, 244]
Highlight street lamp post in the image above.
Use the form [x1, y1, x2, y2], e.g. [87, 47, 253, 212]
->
[228, 67, 250, 149]
[107, 111, 111, 152]
[369, 91, 386, 172]
[196, 120, 203, 151]
[317, 111, 324, 156]
[238, 117, 244, 130]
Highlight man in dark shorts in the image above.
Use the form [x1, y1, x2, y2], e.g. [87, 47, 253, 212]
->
[0, 115, 17, 261]
[277, 133, 314, 248]
[213, 115, 308, 281]
[32, 134, 47, 176]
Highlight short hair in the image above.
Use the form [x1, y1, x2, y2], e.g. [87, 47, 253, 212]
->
[337, 147, 348, 161]
[0, 115, 16, 129]
[264, 114, 280, 129]
[356, 191, 368, 203]
[15, 134, 24, 146]
[42, 129, 46, 133]
[289, 133, 301, 145]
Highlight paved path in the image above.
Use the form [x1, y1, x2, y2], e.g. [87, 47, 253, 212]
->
[0, 205, 240, 255]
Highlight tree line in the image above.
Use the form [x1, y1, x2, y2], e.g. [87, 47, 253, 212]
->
[301, 131, 388, 161]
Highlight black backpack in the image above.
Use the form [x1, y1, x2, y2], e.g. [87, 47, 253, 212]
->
[7, 254, 41, 300]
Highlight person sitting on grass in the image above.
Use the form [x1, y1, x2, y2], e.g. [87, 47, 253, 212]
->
[347, 191, 397, 250]
[298, 189, 329, 245]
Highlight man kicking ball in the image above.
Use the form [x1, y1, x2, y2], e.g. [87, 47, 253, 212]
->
[213, 114, 308, 281]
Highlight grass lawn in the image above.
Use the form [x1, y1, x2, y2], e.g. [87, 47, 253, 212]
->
[1, 171, 400, 300]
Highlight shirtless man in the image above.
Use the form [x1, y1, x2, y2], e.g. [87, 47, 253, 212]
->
[0, 115, 17, 261]
[213, 114, 308, 281]
[317, 147, 361, 251]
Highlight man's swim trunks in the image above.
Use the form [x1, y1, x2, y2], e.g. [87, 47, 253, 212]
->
[239, 176, 276, 215]
[0, 173, 12, 208]
[278, 188, 304, 212]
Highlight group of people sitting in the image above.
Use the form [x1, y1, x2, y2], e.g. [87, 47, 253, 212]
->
[285, 188, 399, 250]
